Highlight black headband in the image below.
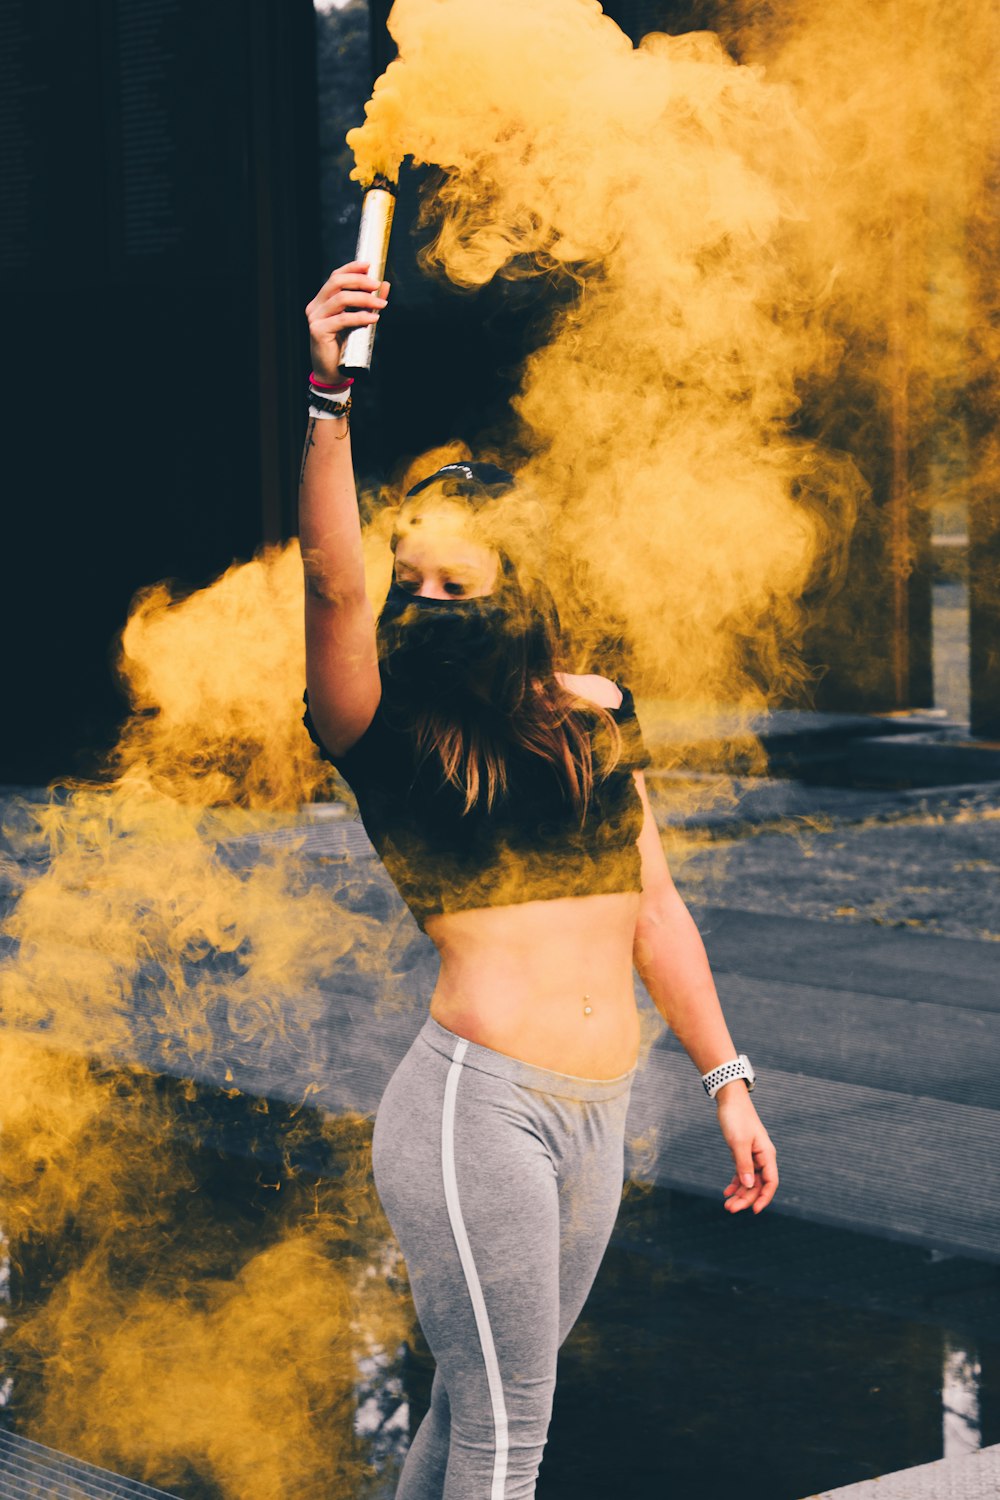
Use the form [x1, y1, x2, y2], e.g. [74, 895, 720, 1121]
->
[404, 461, 516, 501]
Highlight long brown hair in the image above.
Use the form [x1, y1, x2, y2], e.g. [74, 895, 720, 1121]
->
[382, 490, 623, 816]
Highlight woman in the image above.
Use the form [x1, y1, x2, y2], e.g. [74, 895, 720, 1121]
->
[299, 260, 778, 1500]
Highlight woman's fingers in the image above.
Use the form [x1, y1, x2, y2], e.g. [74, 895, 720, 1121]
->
[308, 310, 380, 342]
[306, 264, 388, 317]
[304, 261, 390, 381]
[315, 258, 377, 295]
[324, 273, 385, 295]
[309, 287, 388, 323]
[307, 288, 384, 321]
[723, 1172, 761, 1212]
[310, 297, 383, 324]
[753, 1149, 779, 1213]
[722, 1141, 778, 1214]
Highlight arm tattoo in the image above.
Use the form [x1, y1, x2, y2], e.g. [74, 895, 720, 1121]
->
[299, 416, 318, 487]
[304, 570, 334, 602]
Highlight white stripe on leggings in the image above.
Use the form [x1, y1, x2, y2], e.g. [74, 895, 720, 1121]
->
[441, 1038, 510, 1500]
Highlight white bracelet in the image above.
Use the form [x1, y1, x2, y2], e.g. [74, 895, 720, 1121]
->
[308, 402, 348, 421]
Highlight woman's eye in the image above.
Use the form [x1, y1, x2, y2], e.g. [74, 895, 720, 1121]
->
[396, 579, 419, 593]
[443, 581, 469, 596]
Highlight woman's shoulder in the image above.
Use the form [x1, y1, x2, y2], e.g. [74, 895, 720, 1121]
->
[554, 671, 624, 711]
[302, 685, 399, 773]
[555, 672, 650, 772]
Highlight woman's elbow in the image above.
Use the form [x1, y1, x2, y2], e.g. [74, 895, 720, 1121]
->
[633, 889, 673, 962]
[638, 875, 682, 927]
[301, 549, 367, 610]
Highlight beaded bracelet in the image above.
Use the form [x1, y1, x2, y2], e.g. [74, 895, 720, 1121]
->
[308, 391, 352, 423]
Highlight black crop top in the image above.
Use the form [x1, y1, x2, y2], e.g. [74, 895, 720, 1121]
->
[301, 679, 652, 929]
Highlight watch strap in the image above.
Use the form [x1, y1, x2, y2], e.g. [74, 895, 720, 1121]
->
[701, 1053, 755, 1098]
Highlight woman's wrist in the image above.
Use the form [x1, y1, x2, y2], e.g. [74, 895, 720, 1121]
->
[309, 408, 350, 425]
[309, 391, 352, 422]
[307, 371, 353, 424]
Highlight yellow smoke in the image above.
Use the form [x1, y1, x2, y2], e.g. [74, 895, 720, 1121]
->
[721, 0, 999, 400]
[3, 547, 404, 1062]
[350, 0, 998, 720]
[719, 0, 1000, 693]
[116, 544, 330, 809]
[1, 547, 412, 1497]
[349, 0, 868, 745]
[2, 1029, 407, 1498]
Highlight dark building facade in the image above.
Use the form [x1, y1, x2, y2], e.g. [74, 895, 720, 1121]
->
[1, 0, 320, 782]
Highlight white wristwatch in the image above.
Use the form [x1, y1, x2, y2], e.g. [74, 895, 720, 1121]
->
[701, 1054, 756, 1098]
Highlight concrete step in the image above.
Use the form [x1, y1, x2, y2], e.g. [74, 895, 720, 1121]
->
[632, 1048, 1000, 1264]
[638, 706, 947, 781]
[636, 704, 1000, 789]
[644, 771, 1000, 834]
[801, 1438, 1000, 1499]
[694, 905, 1000, 1012]
[847, 734, 1000, 788]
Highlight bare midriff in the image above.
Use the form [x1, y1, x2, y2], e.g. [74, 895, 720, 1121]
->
[425, 890, 642, 1079]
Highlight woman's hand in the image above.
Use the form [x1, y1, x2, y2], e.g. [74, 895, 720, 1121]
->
[716, 1085, 779, 1214]
[305, 259, 389, 383]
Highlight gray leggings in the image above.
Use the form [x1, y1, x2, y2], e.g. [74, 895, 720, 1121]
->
[371, 1012, 636, 1499]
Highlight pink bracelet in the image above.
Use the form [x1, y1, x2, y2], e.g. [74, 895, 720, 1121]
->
[309, 371, 354, 392]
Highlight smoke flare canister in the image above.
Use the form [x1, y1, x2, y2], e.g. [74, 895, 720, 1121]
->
[340, 178, 396, 376]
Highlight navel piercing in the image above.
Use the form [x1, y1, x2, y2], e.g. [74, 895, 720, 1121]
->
[583, 995, 593, 1016]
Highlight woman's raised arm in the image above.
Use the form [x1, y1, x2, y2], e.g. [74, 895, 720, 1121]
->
[299, 261, 388, 756]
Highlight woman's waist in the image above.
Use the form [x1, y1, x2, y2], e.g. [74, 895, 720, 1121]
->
[427, 892, 642, 1077]
[418, 1012, 637, 1099]
[428, 986, 641, 1079]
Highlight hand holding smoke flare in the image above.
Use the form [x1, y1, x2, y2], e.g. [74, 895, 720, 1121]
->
[339, 174, 397, 376]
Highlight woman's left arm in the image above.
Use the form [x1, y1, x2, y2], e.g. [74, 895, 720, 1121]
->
[631, 772, 779, 1216]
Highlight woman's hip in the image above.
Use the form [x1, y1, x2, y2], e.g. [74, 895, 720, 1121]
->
[371, 1012, 634, 1208]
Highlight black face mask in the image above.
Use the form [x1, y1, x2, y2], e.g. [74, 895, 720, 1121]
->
[377, 581, 511, 686]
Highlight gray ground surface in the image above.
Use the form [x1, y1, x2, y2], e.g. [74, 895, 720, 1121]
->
[807, 1440, 1000, 1500]
[673, 797, 1000, 943]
